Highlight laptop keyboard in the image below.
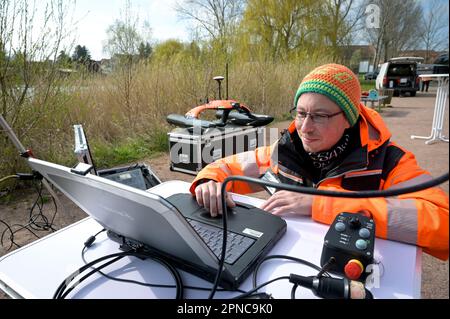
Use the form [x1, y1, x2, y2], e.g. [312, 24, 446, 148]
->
[186, 218, 256, 264]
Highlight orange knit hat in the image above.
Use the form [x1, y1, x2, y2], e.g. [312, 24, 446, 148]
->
[294, 64, 361, 126]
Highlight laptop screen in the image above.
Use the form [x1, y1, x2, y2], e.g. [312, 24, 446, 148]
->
[27, 157, 286, 289]
[27, 157, 219, 269]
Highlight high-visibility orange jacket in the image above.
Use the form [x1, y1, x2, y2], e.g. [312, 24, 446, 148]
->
[190, 105, 449, 260]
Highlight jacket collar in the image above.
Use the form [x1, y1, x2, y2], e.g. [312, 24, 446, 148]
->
[358, 104, 392, 152]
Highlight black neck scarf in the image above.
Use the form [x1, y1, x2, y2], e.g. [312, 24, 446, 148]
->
[307, 132, 351, 169]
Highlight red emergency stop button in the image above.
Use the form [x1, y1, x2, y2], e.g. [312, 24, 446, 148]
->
[344, 259, 364, 280]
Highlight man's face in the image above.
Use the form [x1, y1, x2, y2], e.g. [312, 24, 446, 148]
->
[295, 93, 351, 153]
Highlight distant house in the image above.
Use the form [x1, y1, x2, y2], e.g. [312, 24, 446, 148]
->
[98, 54, 142, 74]
[340, 45, 376, 73]
[99, 59, 113, 74]
[57, 68, 78, 77]
[86, 60, 100, 73]
[341, 45, 376, 62]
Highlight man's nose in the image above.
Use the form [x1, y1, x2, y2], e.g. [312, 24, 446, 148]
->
[300, 115, 315, 133]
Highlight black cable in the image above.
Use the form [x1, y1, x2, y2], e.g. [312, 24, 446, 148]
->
[55, 247, 185, 299]
[59, 255, 126, 299]
[80, 231, 246, 296]
[232, 276, 290, 299]
[223, 172, 449, 199]
[210, 171, 449, 299]
[0, 220, 15, 251]
[81, 246, 175, 290]
[28, 179, 57, 232]
[53, 251, 130, 299]
[251, 255, 335, 300]
[1, 177, 60, 251]
[316, 257, 336, 278]
[208, 188, 228, 299]
[291, 284, 298, 299]
[28, 180, 47, 230]
[252, 255, 329, 291]
[82, 246, 245, 293]
[1, 213, 48, 250]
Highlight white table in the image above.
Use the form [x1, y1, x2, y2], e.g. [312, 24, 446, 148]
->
[0, 182, 422, 299]
[411, 74, 449, 144]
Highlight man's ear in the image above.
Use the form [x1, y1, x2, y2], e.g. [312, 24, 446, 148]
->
[344, 119, 351, 129]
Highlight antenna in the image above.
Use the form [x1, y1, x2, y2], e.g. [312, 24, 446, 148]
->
[213, 76, 225, 100]
[73, 124, 98, 175]
[226, 63, 229, 100]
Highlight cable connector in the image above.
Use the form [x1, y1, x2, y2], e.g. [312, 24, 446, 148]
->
[289, 273, 314, 286]
[20, 149, 35, 158]
[84, 235, 96, 248]
[317, 257, 335, 278]
[16, 171, 43, 181]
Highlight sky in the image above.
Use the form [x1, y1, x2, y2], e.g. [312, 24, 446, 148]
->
[68, 0, 448, 61]
[21, 0, 447, 61]
[70, 0, 190, 60]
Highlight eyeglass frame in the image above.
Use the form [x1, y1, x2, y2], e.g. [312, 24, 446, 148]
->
[290, 107, 344, 125]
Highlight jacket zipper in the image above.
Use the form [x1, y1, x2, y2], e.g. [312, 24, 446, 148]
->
[313, 167, 368, 188]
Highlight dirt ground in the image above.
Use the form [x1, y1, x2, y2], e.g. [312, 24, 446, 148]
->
[0, 84, 448, 299]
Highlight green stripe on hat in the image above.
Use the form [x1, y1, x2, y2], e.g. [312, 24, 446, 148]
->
[294, 80, 359, 126]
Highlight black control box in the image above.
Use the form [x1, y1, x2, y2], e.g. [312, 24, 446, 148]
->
[321, 212, 375, 281]
[98, 164, 161, 190]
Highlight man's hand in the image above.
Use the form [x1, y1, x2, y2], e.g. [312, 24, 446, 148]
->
[260, 190, 313, 216]
[194, 180, 236, 217]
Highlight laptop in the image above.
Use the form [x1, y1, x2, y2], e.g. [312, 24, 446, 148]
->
[27, 157, 287, 290]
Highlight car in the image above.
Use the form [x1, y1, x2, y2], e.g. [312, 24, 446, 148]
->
[433, 52, 448, 65]
[376, 57, 420, 97]
[417, 63, 449, 76]
[364, 71, 378, 80]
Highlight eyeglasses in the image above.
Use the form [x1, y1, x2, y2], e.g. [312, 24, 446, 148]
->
[290, 109, 343, 125]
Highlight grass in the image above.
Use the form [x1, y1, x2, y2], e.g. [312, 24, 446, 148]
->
[0, 56, 332, 176]
[360, 81, 376, 91]
[91, 129, 168, 169]
[358, 75, 376, 91]
[0, 180, 46, 205]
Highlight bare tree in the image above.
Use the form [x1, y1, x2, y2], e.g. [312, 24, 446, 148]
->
[0, 0, 75, 173]
[320, 0, 367, 61]
[104, 2, 148, 59]
[175, 0, 245, 51]
[419, 0, 449, 62]
[365, 0, 422, 68]
[103, 0, 152, 131]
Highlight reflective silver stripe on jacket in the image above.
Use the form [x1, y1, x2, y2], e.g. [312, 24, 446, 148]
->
[236, 151, 260, 177]
[386, 198, 418, 244]
[211, 161, 233, 176]
[235, 151, 263, 192]
[384, 174, 433, 244]
[387, 173, 433, 190]
[278, 164, 304, 184]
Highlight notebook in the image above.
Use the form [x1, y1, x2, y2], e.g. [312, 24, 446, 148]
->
[27, 157, 287, 290]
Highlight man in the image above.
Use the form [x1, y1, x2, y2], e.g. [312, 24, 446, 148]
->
[421, 76, 432, 92]
[190, 63, 449, 261]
